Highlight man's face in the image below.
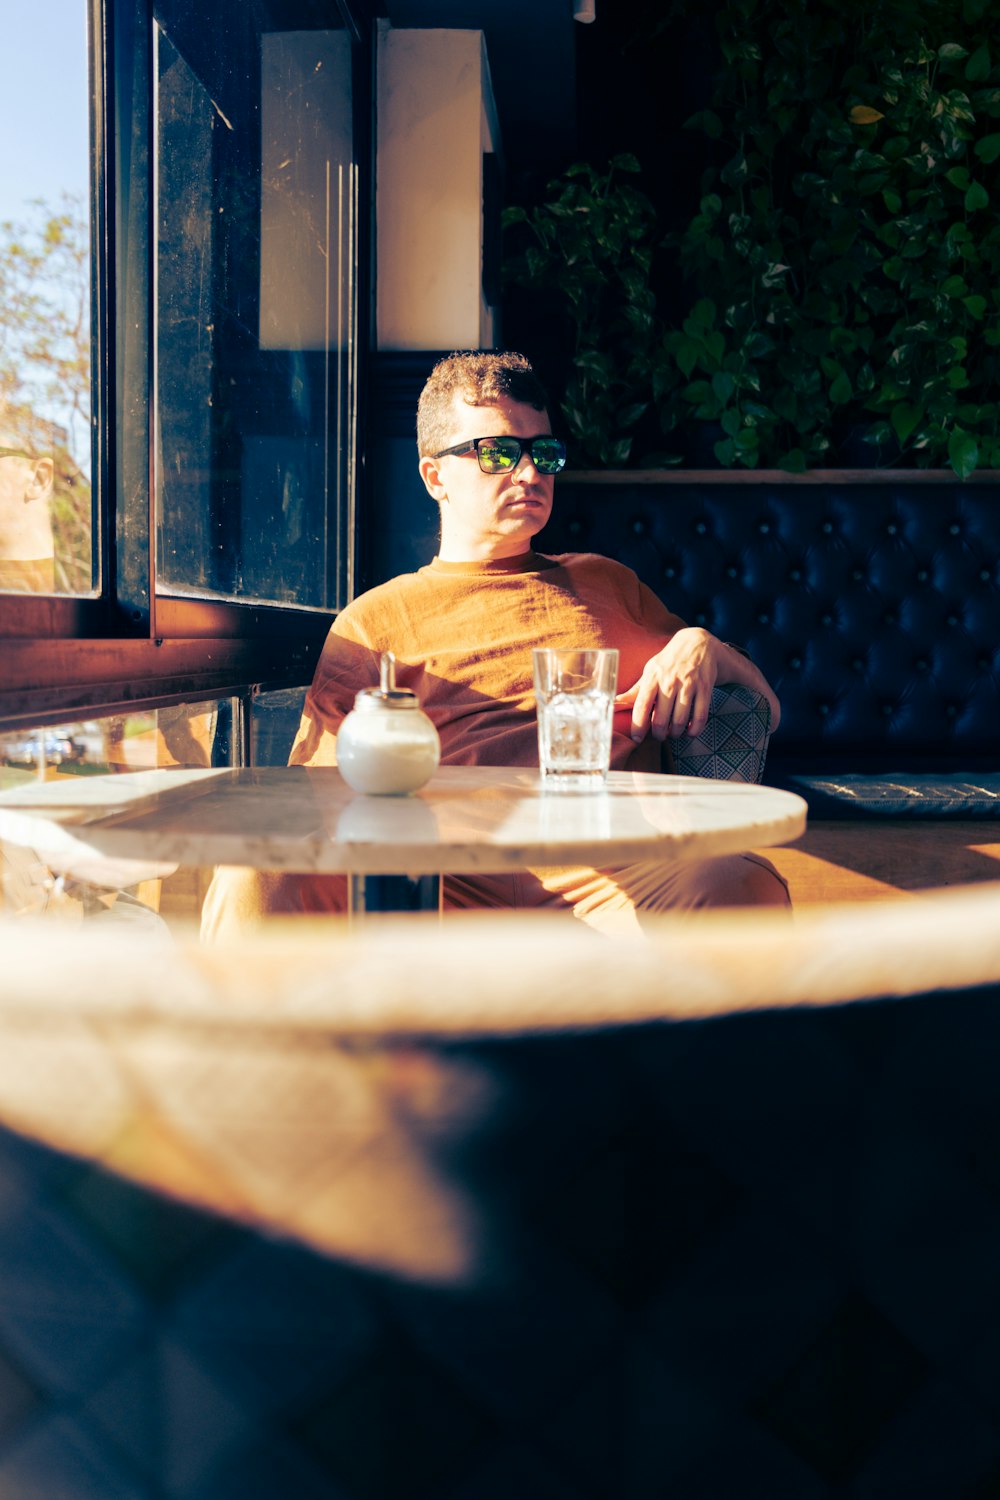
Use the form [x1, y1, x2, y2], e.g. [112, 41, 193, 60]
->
[0, 445, 55, 560]
[0, 449, 34, 520]
[419, 396, 556, 561]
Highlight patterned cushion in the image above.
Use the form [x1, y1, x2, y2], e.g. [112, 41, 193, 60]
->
[787, 772, 1000, 818]
[669, 683, 772, 784]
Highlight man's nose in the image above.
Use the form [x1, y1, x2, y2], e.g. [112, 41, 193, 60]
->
[513, 450, 540, 477]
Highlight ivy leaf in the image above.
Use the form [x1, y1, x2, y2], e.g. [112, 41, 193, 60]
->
[684, 110, 723, 139]
[721, 153, 749, 187]
[712, 371, 736, 404]
[939, 43, 970, 61]
[830, 370, 853, 404]
[946, 166, 971, 189]
[962, 294, 988, 318]
[965, 181, 990, 211]
[615, 403, 647, 429]
[675, 338, 701, 379]
[778, 448, 808, 473]
[965, 43, 992, 82]
[849, 105, 885, 124]
[891, 402, 921, 443]
[974, 134, 1000, 164]
[948, 428, 978, 478]
[688, 299, 717, 331]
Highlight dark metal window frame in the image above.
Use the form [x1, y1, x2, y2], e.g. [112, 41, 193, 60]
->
[0, 0, 374, 732]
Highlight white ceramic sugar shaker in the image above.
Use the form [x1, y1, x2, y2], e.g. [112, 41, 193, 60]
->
[335, 651, 441, 795]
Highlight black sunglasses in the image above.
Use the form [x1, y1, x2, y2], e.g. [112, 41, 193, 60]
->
[432, 434, 567, 475]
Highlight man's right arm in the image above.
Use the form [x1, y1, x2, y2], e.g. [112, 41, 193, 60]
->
[288, 624, 382, 767]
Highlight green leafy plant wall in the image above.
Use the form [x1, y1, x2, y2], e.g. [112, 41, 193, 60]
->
[503, 0, 1000, 475]
[502, 157, 660, 468]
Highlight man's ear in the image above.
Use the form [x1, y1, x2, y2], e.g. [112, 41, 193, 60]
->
[25, 457, 54, 503]
[418, 454, 447, 503]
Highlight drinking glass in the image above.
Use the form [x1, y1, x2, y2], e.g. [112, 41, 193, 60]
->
[532, 648, 618, 792]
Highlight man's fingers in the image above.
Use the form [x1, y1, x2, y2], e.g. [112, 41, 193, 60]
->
[676, 682, 710, 735]
[666, 682, 695, 737]
[628, 675, 659, 741]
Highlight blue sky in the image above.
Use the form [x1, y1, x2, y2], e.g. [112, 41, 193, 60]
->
[0, 0, 89, 224]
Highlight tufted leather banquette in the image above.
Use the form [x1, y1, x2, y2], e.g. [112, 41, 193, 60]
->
[538, 474, 1000, 794]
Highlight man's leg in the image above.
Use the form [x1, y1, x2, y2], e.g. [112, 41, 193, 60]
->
[200, 867, 348, 940]
[200, 854, 789, 941]
[527, 853, 790, 937]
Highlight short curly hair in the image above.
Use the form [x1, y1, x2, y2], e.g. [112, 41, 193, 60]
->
[416, 351, 551, 458]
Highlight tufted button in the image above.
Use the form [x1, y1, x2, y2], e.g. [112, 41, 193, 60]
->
[978, 658, 992, 671]
[852, 570, 863, 582]
[881, 704, 893, 716]
[695, 521, 706, 535]
[822, 521, 833, 534]
[789, 568, 802, 582]
[759, 521, 770, 535]
[946, 703, 958, 717]
[726, 566, 738, 579]
[917, 569, 929, 582]
[757, 612, 769, 625]
[818, 703, 830, 716]
[852, 659, 864, 672]
[981, 570, 992, 583]
[916, 658, 929, 671]
[949, 523, 960, 536]
[789, 656, 802, 670]
[947, 615, 959, 626]
[568, 519, 582, 535]
[663, 566, 676, 579]
[694, 612, 707, 626]
[884, 613, 896, 625]
[821, 613, 833, 626]
[887, 522, 897, 535]
[632, 519, 645, 535]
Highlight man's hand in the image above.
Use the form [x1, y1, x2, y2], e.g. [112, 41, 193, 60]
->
[616, 628, 780, 742]
[615, 627, 721, 742]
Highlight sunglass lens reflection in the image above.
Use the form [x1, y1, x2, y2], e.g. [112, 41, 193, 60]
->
[477, 439, 564, 474]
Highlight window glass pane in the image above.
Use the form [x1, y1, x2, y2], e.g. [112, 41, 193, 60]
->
[0, 700, 237, 788]
[0, 700, 238, 926]
[251, 684, 307, 766]
[0, 0, 94, 596]
[154, 1, 356, 611]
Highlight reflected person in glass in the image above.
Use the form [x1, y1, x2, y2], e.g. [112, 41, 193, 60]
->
[202, 352, 788, 939]
[0, 405, 55, 594]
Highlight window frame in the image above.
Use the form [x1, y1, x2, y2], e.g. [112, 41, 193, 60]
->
[0, 0, 374, 730]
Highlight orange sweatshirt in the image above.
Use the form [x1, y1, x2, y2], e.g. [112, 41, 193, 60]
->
[290, 551, 687, 775]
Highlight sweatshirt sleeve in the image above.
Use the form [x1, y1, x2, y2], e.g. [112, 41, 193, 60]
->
[289, 612, 382, 766]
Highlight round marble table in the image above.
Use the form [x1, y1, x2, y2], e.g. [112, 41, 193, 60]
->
[0, 764, 807, 913]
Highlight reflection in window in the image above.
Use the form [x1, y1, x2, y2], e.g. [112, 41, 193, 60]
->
[154, 2, 356, 611]
[0, 699, 237, 925]
[0, 3, 93, 596]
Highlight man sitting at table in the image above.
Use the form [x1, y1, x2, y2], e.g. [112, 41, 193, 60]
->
[201, 351, 788, 938]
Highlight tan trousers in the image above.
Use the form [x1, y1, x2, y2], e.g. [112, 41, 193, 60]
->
[200, 853, 789, 942]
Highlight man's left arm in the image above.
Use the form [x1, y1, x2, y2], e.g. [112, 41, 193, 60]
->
[616, 627, 781, 744]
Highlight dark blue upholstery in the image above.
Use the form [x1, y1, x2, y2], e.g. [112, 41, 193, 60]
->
[539, 478, 1000, 810]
